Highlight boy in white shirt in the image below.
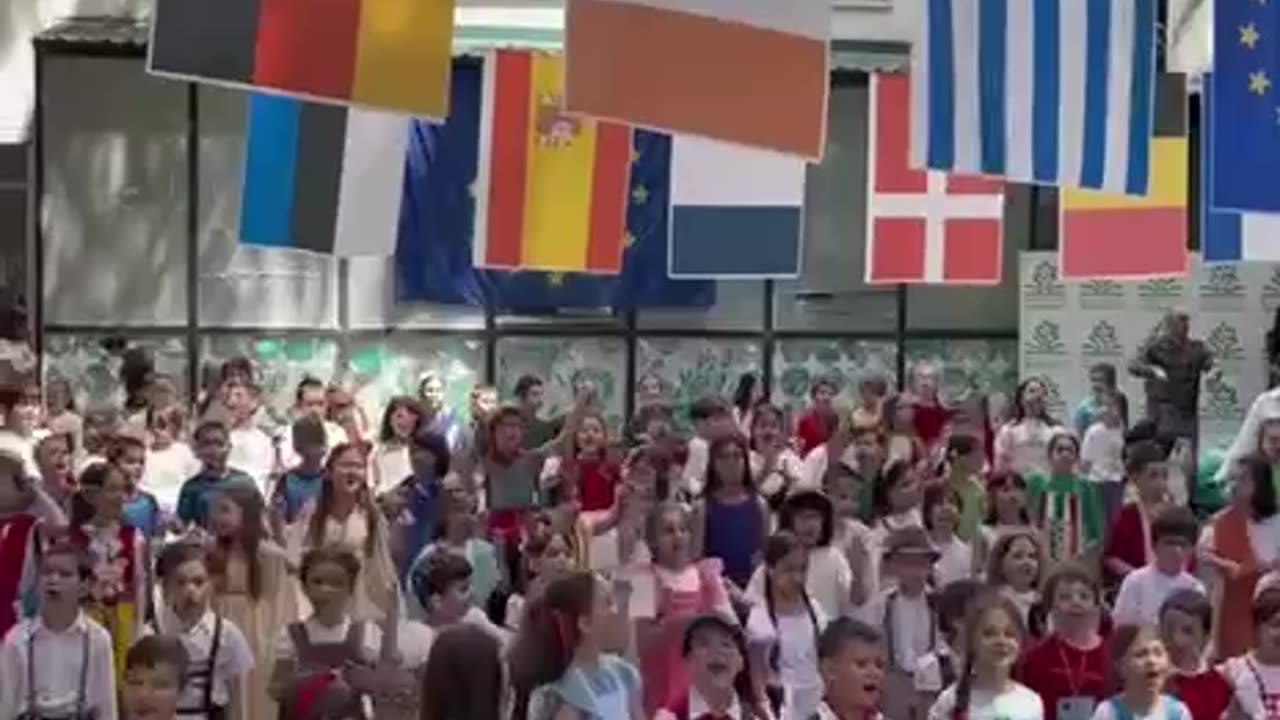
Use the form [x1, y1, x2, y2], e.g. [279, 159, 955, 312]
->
[151, 542, 254, 720]
[223, 385, 276, 493]
[122, 636, 190, 720]
[0, 535, 117, 720]
[1112, 506, 1205, 627]
[856, 527, 939, 720]
[1080, 391, 1126, 524]
[814, 618, 886, 720]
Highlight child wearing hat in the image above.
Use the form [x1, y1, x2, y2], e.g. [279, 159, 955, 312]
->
[656, 612, 771, 720]
[748, 490, 855, 618]
[855, 526, 939, 720]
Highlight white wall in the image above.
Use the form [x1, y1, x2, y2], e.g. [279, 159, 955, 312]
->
[0, 0, 915, 143]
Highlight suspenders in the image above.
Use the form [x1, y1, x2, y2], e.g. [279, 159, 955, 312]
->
[21, 624, 92, 720]
[883, 590, 937, 672]
[174, 614, 224, 719]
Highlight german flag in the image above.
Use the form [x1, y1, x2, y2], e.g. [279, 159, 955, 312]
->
[147, 0, 454, 118]
[1058, 74, 1189, 279]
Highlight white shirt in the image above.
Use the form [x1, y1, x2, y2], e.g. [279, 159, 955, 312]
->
[1081, 423, 1125, 484]
[1223, 653, 1280, 720]
[928, 682, 1044, 720]
[1112, 565, 1206, 627]
[654, 688, 746, 720]
[914, 646, 959, 693]
[1089, 696, 1192, 720]
[995, 420, 1061, 478]
[747, 545, 852, 619]
[1201, 514, 1280, 569]
[747, 599, 828, 720]
[751, 448, 806, 498]
[683, 436, 710, 496]
[0, 612, 117, 720]
[856, 588, 935, 672]
[1219, 388, 1280, 484]
[933, 535, 974, 589]
[227, 425, 276, 492]
[370, 442, 412, 495]
[152, 610, 254, 718]
[0, 430, 39, 480]
[143, 442, 201, 513]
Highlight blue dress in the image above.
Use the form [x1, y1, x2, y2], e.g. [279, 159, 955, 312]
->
[531, 654, 638, 720]
[703, 495, 764, 588]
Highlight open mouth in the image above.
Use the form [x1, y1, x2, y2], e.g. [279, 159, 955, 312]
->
[707, 660, 731, 676]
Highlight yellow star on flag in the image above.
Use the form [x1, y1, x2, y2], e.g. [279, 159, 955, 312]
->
[623, 231, 637, 248]
[631, 185, 649, 205]
[1251, 70, 1272, 95]
[1242, 23, 1262, 49]
[547, 273, 565, 286]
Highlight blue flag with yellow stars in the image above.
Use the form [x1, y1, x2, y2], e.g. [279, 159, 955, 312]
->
[394, 59, 714, 311]
[1211, 0, 1280, 213]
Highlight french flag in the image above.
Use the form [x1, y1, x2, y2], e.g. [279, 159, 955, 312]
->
[1202, 73, 1280, 264]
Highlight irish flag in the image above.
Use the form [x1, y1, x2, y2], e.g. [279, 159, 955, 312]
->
[563, 0, 830, 159]
[473, 51, 633, 275]
[148, 0, 455, 118]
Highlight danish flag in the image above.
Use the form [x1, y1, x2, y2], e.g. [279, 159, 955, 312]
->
[866, 73, 1004, 285]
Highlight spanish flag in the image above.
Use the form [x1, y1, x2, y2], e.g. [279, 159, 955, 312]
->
[1058, 74, 1189, 279]
[148, 0, 454, 119]
[473, 51, 632, 275]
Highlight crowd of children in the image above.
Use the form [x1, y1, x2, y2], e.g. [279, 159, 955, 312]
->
[0, 355, 1274, 720]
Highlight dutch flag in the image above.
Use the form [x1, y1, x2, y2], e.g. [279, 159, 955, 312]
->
[913, 0, 1159, 196]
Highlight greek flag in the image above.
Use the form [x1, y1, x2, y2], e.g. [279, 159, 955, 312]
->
[912, 0, 1158, 196]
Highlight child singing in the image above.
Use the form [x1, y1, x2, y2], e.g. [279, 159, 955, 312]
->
[1159, 590, 1231, 720]
[814, 617, 887, 720]
[1018, 564, 1108, 720]
[655, 612, 770, 720]
[1221, 580, 1280, 720]
[927, 591, 1043, 720]
[1088, 625, 1190, 720]
[0, 534, 117, 719]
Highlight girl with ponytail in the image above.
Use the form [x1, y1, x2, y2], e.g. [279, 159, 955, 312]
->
[927, 591, 1042, 720]
[508, 570, 641, 719]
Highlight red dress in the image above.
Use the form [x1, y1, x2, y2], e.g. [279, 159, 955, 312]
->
[1169, 668, 1233, 720]
[571, 456, 621, 513]
[1018, 634, 1109, 720]
[796, 411, 832, 457]
[913, 403, 950, 449]
[0, 514, 37, 638]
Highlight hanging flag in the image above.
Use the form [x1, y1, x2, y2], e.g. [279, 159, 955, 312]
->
[913, 0, 1158, 195]
[1202, 73, 1280, 263]
[148, 0, 454, 118]
[563, 0, 829, 159]
[866, 73, 1003, 286]
[1209, 0, 1280, 213]
[1059, 74, 1187, 279]
[473, 51, 631, 275]
[1166, 0, 1211, 75]
[667, 137, 805, 279]
[395, 60, 714, 311]
[240, 94, 409, 256]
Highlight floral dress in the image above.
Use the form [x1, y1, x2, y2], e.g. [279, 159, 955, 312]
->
[74, 522, 147, 679]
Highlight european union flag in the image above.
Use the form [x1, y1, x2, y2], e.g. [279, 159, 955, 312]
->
[1210, 0, 1280, 213]
[394, 60, 714, 312]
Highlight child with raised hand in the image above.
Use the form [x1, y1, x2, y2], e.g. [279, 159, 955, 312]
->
[509, 570, 642, 720]
[928, 591, 1043, 720]
[814, 618, 887, 720]
[1018, 563, 1109, 720]
[369, 396, 420, 495]
[0, 443, 62, 639]
[634, 501, 733, 716]
[856, 526, 938, 720]
[541, 409, 621, 514]
[1159, 590, 1231, 720]
[123, 636, 191, 720]
[750, 403, 804, 507]
[656, 612, 770, 720]
[0, 534, 117, 720]
[580, 445, 661, 575]
[1111, 507, 1204, 627]
[152, 541, 254, 720]
[207, 483, 297, 719]
[1088, 625, 1190, 720]
[748, 530, 828, 720]
[749, 489, 854, 619]
[1221, 580, 1280, 720]
[916, 580, 984, 712]
[72, 461, 149, 679]
[505, 527, 576, 631]
[984, 529, 1047, 635]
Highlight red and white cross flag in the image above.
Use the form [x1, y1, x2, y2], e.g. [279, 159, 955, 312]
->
[866, 73, 1004, 285]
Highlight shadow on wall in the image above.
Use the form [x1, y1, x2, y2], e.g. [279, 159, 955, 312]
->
[41, 55, 188, 326]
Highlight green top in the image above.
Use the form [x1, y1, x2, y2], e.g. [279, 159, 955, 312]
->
[1027, 472, 1104, 562]
[946, 474, 988, 543]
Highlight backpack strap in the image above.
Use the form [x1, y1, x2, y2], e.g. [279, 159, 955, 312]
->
[203, 613, 223, 714]
[1109, 697, 1134, 720]
[75, 621, 90, 715]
